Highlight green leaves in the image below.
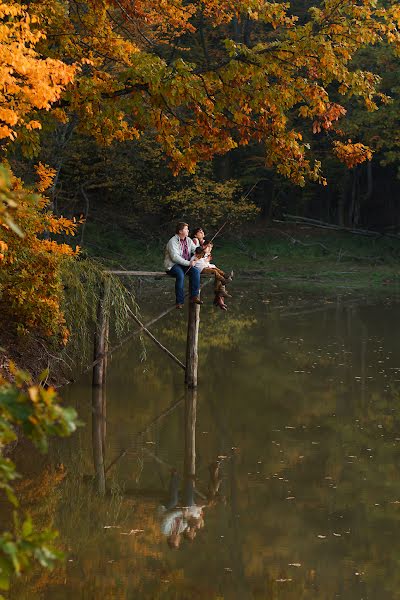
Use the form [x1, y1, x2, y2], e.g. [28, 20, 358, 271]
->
[0, 367, 79, 590]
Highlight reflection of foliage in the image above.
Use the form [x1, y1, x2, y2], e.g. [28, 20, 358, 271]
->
[0, 365, 78, 594]
[14, 453, 220, 599]
[160, 306, 256, 352]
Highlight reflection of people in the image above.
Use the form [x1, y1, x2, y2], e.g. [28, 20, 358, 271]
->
[158, 470, 204, 549]
[159, 470, 186, 549]
[165, 222, 202, 309]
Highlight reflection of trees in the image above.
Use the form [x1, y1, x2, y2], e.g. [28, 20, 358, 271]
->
[11, 294, 400, 598]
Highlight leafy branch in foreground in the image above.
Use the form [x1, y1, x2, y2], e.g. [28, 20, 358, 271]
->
[0, 364, 79, 594]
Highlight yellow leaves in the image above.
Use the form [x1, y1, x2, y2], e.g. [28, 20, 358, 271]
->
[26, 121, 42, 131]
[0, 239, 7, 261]
[35, 163, 56, 193]
[0, 2, 76, 142]
[333, 140, 373, 168]
[28, 386, 39, 404]
[312, 103, 347, 133]
[0, 162, 79, 339]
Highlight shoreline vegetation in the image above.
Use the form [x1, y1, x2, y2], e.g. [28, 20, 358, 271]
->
[86, 223, 400, 291]
[1, 225, 399, 386]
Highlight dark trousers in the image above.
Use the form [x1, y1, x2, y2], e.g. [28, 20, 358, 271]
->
[167, 264, 200, 304]
[164, 471, 195, 509]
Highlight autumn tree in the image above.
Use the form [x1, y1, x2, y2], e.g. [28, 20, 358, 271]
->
[15, 0, 397, 187]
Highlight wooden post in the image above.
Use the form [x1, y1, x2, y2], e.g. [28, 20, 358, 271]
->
[91, 277, 110, 495]
[185, 296, 200, 388]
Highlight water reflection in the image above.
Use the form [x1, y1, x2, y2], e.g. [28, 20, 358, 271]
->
[92, 385, 226, 551]
[92, 381, 106, 495]
[11, 285, 400, 599]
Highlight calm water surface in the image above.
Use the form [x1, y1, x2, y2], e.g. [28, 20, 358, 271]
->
[13, 281, 400, 599]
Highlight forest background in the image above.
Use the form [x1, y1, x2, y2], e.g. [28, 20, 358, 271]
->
[1, 0, 400, 591]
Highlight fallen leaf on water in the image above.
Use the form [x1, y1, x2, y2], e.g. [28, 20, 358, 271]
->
[333, 533, 341, 537]
[276, 578, 292, 582]
[288, 563, 301, 567]
[286, 496, 295, 500]
[120, 529, 144, 536]
[224, 568, 232, 573]
[104, 525, 121, 529]
[317, 535, 326, 539]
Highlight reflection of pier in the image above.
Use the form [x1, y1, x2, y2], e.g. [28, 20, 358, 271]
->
[91, 273, 205, 494]
[91, 383, 200, 508]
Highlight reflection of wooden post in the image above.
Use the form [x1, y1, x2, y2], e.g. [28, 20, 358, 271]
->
[102, 312, 109, 454]
[91, 277, 110, 495]
[185, 297, 200, 388]
[92, 386, 106, 495]
[184, 387, 197, 486]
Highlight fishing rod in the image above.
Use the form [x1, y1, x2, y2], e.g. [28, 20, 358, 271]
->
[185, 178, 261, 272]
[197, 178, 261, 246]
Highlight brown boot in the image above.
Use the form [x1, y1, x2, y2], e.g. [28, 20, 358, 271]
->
[190, 296, 203, 305]
[217, 283, 231, 298]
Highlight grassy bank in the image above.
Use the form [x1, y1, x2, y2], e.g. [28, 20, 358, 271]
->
[2, 224, 398, 383]
[84, 222, 400, 292]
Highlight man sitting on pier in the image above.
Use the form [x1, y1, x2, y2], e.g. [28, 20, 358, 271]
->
[165, 222, 202, 309]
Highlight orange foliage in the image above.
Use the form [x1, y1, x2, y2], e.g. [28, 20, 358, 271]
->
[0, 164, 78, 340]
[333, 140, 373, 168]
[0, 2, 75, 142]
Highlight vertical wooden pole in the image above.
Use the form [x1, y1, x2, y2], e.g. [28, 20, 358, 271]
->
[185, 296, 200, 388]
[91, 277, 110, 496]
[183, 387, 197, 506]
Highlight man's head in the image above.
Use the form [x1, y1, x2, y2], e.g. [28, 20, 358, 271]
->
[176, 222, 189, 238]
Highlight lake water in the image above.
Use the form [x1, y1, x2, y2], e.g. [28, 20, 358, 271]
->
[12, 280, 400, 599]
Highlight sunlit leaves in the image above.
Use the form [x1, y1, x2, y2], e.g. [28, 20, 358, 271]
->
[333, 140, 373, 168]
[0, 163, 78, 340]
[0, 2, 75, 145]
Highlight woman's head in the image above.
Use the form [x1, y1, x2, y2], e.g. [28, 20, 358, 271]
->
[191, 227, 205, 242]
[167, 533, 182, 549]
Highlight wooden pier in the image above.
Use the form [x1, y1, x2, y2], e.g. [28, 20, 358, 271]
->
[91, 271, 205, 493]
